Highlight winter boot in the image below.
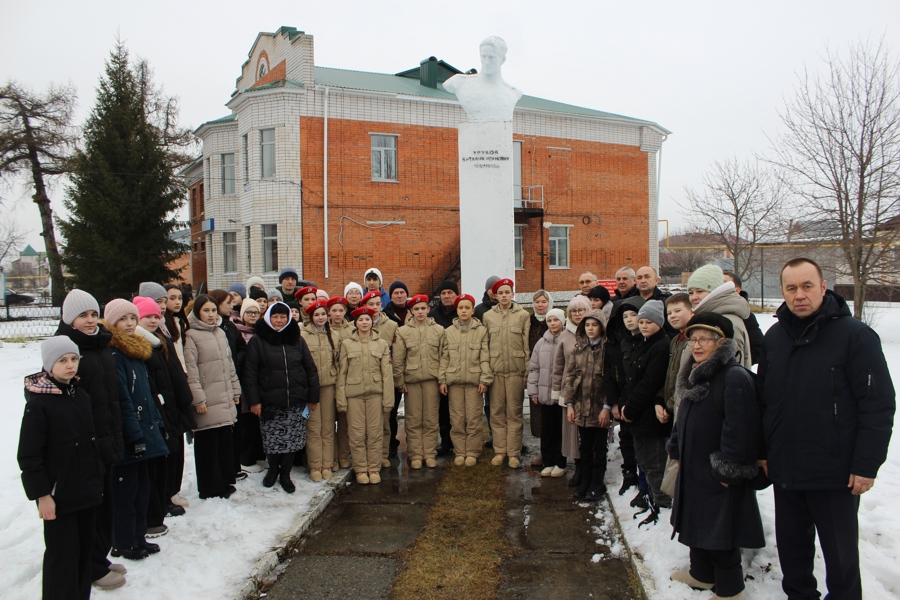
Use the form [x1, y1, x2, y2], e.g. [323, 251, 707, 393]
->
[618, 470, 638, 495]
[630, 489, 650, 510]
[634, 492, 659, 527]
[572, 466, 593, 500]
[263, 454, 281, 488]
[568, 459, 583, 488]
[280, 453, 296, 493]
[586, 468, 608, 501]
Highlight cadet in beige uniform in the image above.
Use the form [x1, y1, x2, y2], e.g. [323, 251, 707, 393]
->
[361, 291, 400, 467]
[327, 297, 353, 469]
[301, 300, 340, 482]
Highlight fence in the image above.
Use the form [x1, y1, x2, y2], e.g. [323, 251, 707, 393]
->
[0, 305, 61, 340]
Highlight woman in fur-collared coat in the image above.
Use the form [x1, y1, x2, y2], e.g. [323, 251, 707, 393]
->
[667, 313, 764, 600]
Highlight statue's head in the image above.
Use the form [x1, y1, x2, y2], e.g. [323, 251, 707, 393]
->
[479, 36, 508, 75]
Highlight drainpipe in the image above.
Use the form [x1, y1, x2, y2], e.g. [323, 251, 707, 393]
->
[324, 86, 330, 279]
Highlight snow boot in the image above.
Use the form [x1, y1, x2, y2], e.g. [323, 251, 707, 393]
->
[280, 453, 296, 493]
[568, 460, 583, 488]
[629, 489, 649, 510]
[263, 454, 281, 488]
[586, 468, 608, 501]
[634, 493, 659, 527]
[572, 466, 593, 499]
[619, 470, 638, 495]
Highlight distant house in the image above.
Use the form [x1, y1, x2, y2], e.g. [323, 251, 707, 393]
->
[9, 244, 49, 290]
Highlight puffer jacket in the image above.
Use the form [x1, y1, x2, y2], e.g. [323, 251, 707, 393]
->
[301, 323, 340, 387]
[620, 328, 672, 438]
[482, 302, 531, 377]
[693, 282, 752, 368]
[54, 321, 124, 465]
[335, 332, 393, 412]
[393, 317, 444, 387]
[528, 329, 563, 405]
[18, 372, 104, 516]
[439, 317, 494, 387]
[107, 326, 169, 463]
[244, 319, 319, 416]
[184, 313, 241, 431]
[136, 326, 196, 447]
[550, 323, 577, 405]
[604, 296, 647, 407]
[562, 309, 608, 428]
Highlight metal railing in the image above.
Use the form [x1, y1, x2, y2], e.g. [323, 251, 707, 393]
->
[514, 185, 544, 210]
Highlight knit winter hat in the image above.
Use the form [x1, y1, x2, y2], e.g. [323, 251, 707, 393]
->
[389, 281, 409, 296]
[228, 282, 247, 300]
[278, 267, 299, 283]
[364, 268, 383, 285]
[249, 287, 268, 301]
[637, 299, 665, 328]
[42, 336, 80, 374]
[62, 289, 100, 325]
[247, 276, 265, 291]
[104, 299, 139, 326]
[240, 298, 260, 319]
[344, 282, 364, 298]
[435, 280, 459, 295]
[316, 289, 330, 301]
[138, 282, 167, 301]
[133, 296, 161, 319]
[686, 264, 724, 293]
[484, 275, 500, 292]
[546, 308, 566, 325]
[268, 290, 284, 302]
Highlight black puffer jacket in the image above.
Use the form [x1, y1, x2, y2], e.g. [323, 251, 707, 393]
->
[603, 296, 646, 408]
[759, 291, 896, 490]
[620, 328, 672, 438]
[219, 317, 247, 381]
[138, 327, 196, 449]
[54, 321, 124, 465]
[244, 319, 320, 416]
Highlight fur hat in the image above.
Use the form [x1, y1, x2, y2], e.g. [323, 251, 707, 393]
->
[637, 299, 665, 328]
[435, 280, 459, 295]
[228, 283, 247, 300]
[133, 296, 161, 320]
[364, 268, 383, 285]
[687, 264, 724, 293]
[42, 336, 81, 374]
[138, 282, 167, 301]
[104, 299, 139, 326]
[62, 289, 100, 325]
[278, 267, 299, 283]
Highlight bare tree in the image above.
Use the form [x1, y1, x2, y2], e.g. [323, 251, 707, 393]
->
[0, 208, 27, 267]
[134, 59, 198, 172]
[0, 82, 76, 306]
[658, 227, 718, 278]
[681, 157, 789, 283]
[771, 37, 900, 320]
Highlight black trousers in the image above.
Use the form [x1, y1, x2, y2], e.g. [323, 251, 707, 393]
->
[539, 403, 565, 468]
[577, 426, 608, 478]
[774, 487, 861, 600]
[110, 461, 150, 549]
[43, 505, 96, 600]
[689, 546, 743, 598]
[232, 415, 243, 473]
[145, 455, 169, 528]
[632, 435, 671, 507]
[389, 388, 403, 451]
[89, 469, 114, 581]
[165, 434, 186, 497]
[239, 412, 265, 467]
[439, 391, 452, 446]
[194, 426, 236, 499]
[618, 425, 636, 472]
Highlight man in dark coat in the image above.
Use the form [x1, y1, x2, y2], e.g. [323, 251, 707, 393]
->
[383, 281, 410, 327]
[636, 266, 675, 337]
[758, 258, 895, 600]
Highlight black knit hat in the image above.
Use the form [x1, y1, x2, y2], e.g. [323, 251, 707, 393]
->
[435, 280, 459, 295]
[249, 287, 268, 301]
[587, 285, 611, 303]
[684, 312, 734, 339]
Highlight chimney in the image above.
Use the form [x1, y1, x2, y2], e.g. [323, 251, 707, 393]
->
[419, 56, 438, 89]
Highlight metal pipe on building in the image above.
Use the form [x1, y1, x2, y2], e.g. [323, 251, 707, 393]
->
[324, 86, 330, 279]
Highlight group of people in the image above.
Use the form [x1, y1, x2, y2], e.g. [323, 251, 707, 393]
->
[17, 259, 896, 600]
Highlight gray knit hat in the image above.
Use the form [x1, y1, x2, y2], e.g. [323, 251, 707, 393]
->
[638, 299, 665, 328]
[228, 282, 247, 299]
[686, 264, 724, 293]
[138, 282, 168, 301]
[278, 267, 299, 283]
[42, 336, 80, 374]
[484, 275, 500, 292]
[104, 299, 139, 327]
[62, 289, 100, 325]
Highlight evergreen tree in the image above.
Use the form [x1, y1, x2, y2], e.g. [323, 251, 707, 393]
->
[60, 42, 187, 302]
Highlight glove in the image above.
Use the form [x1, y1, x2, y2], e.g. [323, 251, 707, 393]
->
[128, 439, 147, 459]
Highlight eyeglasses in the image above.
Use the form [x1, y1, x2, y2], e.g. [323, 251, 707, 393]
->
[244, 311, 260, 317]
[578, 280, 594, 284]
[569, 308, 586, 315]
[687, 337, 717, 346]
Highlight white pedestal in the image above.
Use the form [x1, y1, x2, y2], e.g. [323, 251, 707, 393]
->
[457, 121, 515, 298]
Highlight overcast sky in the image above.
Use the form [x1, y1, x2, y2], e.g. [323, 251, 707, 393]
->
[2, 0, 897, 253]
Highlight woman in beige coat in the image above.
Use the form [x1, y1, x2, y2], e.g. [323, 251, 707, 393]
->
[302, 300, 340, 482]
[184, 294, 241, 499]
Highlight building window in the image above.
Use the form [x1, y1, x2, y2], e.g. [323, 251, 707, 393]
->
[515, 225, 525, 270]
[242, 134, 248, 183]
[371, 134, 397, 181]
[513, 140, 523, 203]
[260, 129, 275, 179]
[221, 153, 235, 195]
[245, 226, 251, 271]
[199, 184, 204, 213]
[191, 187, 197, 218]
[193, 241, 198, 254]
[205, 158, 211, 199]
[200, 238, 207, 254]
[548, 226, 570, 268]
[262, 224, 278, 272]
[223, 232, 237, 273]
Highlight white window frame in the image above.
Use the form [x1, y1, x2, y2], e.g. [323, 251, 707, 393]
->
[221, 153, 235, 195]
[241, 134, 248, 183]
[262, 224, 278, 273]
[371, 134, 398, 181]
[515, 225, 525, 270]
[223, 232, 237, 273]
[205, 158, 211, 198]
[260, 129, 275, 179]
[548, 225, 571, 269]
[244, 226, 251, 272]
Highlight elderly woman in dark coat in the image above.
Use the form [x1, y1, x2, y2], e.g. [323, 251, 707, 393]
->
[667, 313, 764, 600]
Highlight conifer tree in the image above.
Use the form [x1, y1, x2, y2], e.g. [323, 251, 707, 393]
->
[60, 42, 187, 302]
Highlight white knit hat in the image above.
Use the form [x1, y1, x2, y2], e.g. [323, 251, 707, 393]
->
[344, 282, 364, 297]
[62, 289, 100, 325]
[546, 308, 566, 325]
[363, 268, 383, 285]
[247, 276, 266, 291]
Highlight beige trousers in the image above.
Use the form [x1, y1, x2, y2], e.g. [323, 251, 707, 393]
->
[348, 395, 385, 473]
[404, 380, 439, 461]
[449, 384, 484, 458]
[305, 385, 335, 470]
[336, 411, 350, 464]
[489, 374, 524, 457]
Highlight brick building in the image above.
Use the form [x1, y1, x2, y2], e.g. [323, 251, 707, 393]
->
[192, 26, 669, 296]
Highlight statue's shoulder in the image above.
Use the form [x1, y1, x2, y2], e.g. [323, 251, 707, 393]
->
[443, 73, 471, 94]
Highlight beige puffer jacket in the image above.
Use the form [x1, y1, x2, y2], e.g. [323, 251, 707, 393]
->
[336, 332, 394, 412]
[393, 318, 444, 387]
[482, 303, 531, 377]
[301, 323, 340, 387]
[184, 313, 241, 431]
[439, 317, 494, 387]
[693, 282, 752, 369]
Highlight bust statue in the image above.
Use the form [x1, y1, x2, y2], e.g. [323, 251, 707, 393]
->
[443, 36, 522, 123]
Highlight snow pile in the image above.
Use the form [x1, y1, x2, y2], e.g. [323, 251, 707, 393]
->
[0, 340, 338, 600]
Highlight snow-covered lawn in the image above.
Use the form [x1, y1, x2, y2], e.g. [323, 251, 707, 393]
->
[602, 305, 899, 599]
[0, 340, 340, 600]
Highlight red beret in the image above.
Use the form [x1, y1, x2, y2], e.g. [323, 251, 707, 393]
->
[326, 296, 348, 307]
[361, 290, 381, 305]
[454, 294, 476, 308]
[305, 300, 328, 315]
[351, 306, 376, 319]
[406, 294, 430, 308]
[293, 286, 317, 299]
[491, 278, 514, 295]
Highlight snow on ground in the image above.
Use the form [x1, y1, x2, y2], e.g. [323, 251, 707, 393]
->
[0, 339, 337, 600]
[603, 304, 900, 599]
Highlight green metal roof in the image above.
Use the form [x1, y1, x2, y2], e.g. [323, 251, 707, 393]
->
[198, 113, 235, 128]
[20, 244, 38, 256]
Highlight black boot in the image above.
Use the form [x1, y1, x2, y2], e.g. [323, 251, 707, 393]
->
[637, 494, 659, 528]
[630, 489, 649, 510]
[586, 468, 607, 501]
[280, 453, 296, 494]
[568, 459, 583, 488]
[618, 470, 638, 495]
[263, 454, 280, 488]
[572, 466, 593, 499]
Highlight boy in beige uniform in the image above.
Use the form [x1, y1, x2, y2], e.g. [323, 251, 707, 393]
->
[361, 291, 400, 466]
[481, 278, 531, 468]
[336, 306, 394, 484]
[301, 300, 340, 482]
[327, 297, 353, 468]
[393, 294, 444, 469]
[439, 294, 494, 466]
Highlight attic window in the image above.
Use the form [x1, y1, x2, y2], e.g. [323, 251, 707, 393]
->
[258, 59, 268, 80]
